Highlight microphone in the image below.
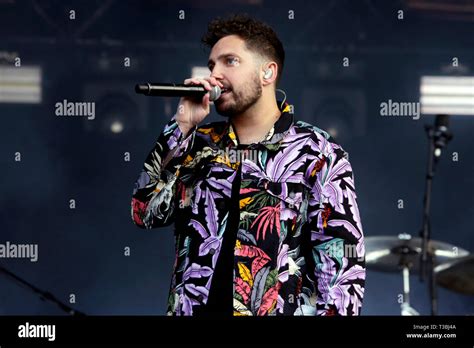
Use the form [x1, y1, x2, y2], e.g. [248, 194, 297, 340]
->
[432, 114, 453, 158]
[135, 83, 221, 101]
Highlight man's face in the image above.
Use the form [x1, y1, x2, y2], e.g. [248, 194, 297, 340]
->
[207, 35, 263, 117]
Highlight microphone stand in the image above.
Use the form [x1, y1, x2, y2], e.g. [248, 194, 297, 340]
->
[0, 264, 86, 316]
[419, 114, 452, 316]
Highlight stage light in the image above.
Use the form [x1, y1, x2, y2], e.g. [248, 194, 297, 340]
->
[110, 120, 124, 134]
[191, 66, 210, 78]
[327, 127, 339, 138]
[420, 76, 474, 115]
[0, 66, 42, 104]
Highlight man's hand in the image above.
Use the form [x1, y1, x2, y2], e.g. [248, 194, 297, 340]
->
[175, 76, 223, 135]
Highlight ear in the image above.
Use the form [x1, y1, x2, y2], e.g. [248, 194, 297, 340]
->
[261, 61, 278, 86]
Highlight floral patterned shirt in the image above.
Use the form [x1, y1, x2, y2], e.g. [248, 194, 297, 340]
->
[131, 101, 366, 316]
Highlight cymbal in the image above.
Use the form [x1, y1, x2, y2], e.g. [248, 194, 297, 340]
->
[365, 235, 469, 273]
[435, 256, 474, 296]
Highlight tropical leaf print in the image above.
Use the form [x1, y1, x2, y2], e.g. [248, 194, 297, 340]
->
[250, 204, 281, 241]
[235, 277, 251, 304]
[233, 298, 253, 316]
[257, 282, 280, 316]
[235, 243, 270, 260]
[237, 262, 253, 287]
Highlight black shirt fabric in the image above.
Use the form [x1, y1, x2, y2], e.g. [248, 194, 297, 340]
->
[193, 144, 248, 316]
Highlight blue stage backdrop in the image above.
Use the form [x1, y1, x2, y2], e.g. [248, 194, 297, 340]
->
[0, 0, 473, 315]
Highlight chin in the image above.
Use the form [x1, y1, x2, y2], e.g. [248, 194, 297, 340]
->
[215, 103, 236, 118]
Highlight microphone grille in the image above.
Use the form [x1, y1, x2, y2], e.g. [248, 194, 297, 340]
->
[209, 85, 221, 101]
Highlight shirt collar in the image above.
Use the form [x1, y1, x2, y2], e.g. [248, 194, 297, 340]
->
[223, 100, 294, 149]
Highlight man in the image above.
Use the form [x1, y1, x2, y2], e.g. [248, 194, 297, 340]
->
[131, 14, 366, 316]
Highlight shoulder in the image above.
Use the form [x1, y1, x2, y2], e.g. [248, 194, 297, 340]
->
[293, 120, 349, 160]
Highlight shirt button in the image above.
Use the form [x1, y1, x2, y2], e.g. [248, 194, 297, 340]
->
[209, 248, 216, 255]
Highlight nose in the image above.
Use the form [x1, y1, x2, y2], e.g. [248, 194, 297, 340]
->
[210, 67, 223, 80]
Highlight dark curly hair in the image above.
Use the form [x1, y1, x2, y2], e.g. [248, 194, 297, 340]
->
[201, 14, 285, 84]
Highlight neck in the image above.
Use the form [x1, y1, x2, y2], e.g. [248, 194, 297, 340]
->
[231, 93, 281, 145]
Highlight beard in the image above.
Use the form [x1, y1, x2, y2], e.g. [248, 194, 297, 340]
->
[214, 73, 262, 118]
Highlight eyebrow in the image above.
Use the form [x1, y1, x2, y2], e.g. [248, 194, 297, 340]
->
[207, 53, 240, 68]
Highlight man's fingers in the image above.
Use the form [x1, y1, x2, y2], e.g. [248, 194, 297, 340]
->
[184, 77, 222, 90]
[183, 78, 211, 90]
[208, 77, 223, 88]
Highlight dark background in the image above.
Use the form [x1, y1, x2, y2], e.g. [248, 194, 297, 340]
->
[0, 0, 473, 315]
